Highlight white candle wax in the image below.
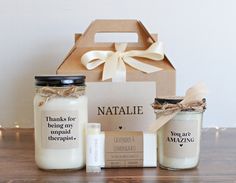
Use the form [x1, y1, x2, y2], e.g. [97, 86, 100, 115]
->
[157, 112, 202, 170]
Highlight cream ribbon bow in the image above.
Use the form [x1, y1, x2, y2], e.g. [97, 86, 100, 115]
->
[81, 42, 164, 82]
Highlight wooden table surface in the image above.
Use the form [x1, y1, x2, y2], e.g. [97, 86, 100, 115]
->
[0, 128, 235, 183]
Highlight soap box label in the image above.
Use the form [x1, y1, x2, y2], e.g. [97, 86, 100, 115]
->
[163, 120, 199, 158]
[41, 110, 79, 149]
[87, 82, 156, 131]
[105, 131, 143, 168]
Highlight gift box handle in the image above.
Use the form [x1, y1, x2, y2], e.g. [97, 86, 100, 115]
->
[77, 19, 156, 48]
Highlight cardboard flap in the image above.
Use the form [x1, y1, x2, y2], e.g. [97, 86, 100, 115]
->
[76, 19, 156, 48]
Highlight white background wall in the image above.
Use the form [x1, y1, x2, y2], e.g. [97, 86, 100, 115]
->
[0, 0, 235, 128]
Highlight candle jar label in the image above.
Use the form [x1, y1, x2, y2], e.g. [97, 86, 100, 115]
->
[162, 120, 199, 158]
[41, 110, 80, 149]
[105, 131, 143, 167]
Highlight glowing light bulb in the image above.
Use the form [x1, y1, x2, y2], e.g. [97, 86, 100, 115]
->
[15, 125, 20, 128]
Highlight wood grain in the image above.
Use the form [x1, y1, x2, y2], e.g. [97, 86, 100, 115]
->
[0, 128, 235, 182]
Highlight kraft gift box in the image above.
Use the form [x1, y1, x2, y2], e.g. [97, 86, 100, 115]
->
[57, 19, 176, 131]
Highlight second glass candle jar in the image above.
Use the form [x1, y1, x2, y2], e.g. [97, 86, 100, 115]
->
[154, 98, 204, 170]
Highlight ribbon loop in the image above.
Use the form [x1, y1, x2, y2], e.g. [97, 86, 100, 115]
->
[81, 42, 165, 82]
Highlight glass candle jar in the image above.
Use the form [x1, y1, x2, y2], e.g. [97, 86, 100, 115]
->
[34, 75, 88, 170]
[154, 98, 205, 170]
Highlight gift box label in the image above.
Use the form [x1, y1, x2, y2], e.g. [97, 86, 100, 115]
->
[87, 82, 156, 131]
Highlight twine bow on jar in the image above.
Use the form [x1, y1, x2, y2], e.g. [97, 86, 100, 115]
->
[152, 98, 206, 115]
[36, 86, 85, 107]
[149, 83, 208, 132]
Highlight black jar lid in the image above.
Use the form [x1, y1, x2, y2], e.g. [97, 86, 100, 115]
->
[35, 75, 86, 87]
[154, 97, 183, 105]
